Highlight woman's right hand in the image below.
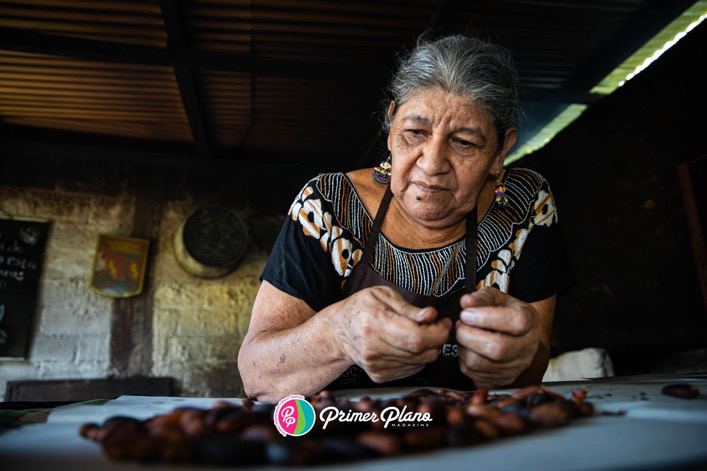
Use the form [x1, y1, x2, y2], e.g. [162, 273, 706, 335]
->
[333, 286, 452, 383]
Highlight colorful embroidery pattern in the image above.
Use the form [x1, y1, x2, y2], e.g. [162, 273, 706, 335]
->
[288, 182, 362, 277]
[288, 169, 557, 296]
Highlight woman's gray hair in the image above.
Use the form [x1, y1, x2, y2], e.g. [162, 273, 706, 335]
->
[385, 34, 521, 148]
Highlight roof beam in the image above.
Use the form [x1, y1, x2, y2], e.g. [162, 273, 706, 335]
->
[159, 0, 211, 163]
[0, 26, 171, 65]
[0, 127, 323, 182]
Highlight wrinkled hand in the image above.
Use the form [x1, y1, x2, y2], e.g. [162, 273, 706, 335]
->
[456, 286, 539, 388]
[334, 286, 452, 383]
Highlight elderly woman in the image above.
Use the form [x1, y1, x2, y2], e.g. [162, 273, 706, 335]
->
[238, 34, 573, 402]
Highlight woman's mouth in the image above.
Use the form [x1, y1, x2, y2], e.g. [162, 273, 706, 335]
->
[413, 182, 447, 194]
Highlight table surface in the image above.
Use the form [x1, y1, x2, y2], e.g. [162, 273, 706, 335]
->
[1, 373, 707, 471]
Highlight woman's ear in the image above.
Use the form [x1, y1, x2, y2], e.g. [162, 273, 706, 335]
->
[494, 128, 517, 173]
[387, 100, 396, 119]
[386, 101, 396, 151]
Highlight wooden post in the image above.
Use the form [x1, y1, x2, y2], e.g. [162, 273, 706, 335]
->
[677, 155, 707, 312]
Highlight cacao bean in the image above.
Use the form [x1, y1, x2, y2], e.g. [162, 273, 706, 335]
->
[357, 430, 403, 456]
[96, 417, 143, 443]
[78, 422, 100, 440]
[178, 409, 210, 437]
[473, 418, 500, 441]
[216, 409, 256, 434]
[446, 423, 480, 447]
[321, 438, 378, 461]
[102, 429, 158, 462]
[240, 424, 281, 443]
[404, 426, 447, 449]
[529, 402, 572, 428]
[526, 391, 554, 408]
[471, 387, 489, 405]
[266, 438, 323, 466]
[576, 401, 595, 417]
[492, 412, 530, 436]
[662, 383, 700, 399]
[446, 405, 468, 425]
[195, 435, 265, 466]
[417, 397, 446, 422]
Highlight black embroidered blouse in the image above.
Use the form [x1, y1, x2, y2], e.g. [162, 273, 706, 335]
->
[261, 168, 574, 311]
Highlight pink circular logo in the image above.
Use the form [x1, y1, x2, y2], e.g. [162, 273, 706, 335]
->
[273, 394, 316, 437]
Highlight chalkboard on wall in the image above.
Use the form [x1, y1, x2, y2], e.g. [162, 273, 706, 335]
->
[0, 218, 50, 359]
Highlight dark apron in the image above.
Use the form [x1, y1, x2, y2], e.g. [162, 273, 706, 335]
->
[326, 185, 478, 391]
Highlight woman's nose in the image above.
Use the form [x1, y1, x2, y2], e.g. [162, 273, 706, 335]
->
[417, 136, 450, 175]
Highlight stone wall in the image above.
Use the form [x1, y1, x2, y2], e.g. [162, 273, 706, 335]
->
[0, 161, 282, 400]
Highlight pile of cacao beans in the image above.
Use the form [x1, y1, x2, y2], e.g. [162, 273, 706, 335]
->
[79, 385, 594, 466]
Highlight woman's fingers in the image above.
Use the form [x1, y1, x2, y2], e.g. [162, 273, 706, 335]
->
[456, 320, 538, 386]
[458, 287, 538, 336]
[457, 345, 530, 386]
[377, 309, 452, 354]
[460, 286, 508, 308]
[357, 286, 451, 354]
[337, 285, 452, 383]
[455, 322, 526, 361]
[459, 305, 536, 336]
[368, 364, 426, 383]
[371, 286, 439, 324]
[358, 346, 442, 370]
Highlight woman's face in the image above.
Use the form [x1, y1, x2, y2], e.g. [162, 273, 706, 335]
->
[387, 87, 515, 229]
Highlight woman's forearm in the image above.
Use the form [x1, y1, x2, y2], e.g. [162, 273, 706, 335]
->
[238, 309, 352, 402]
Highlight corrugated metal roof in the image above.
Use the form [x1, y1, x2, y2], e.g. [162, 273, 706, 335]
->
[0, 0, 700, 174]
[0, 50, 190, 142]
[0, 0, 167, 46]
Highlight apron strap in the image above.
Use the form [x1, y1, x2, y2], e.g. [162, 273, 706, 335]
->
[345, 184, 478, 295]
[465, 206, 478, 293]
[344, 184, 393, 293]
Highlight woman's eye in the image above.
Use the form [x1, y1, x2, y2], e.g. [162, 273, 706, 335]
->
[404, 129, 426, 142]
[454, 138, 478, 150]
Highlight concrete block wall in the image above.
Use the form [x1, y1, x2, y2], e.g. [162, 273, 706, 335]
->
[0, 173, 274, 401]
[150, 202, 268, 397]
[0, 185, 130, 400]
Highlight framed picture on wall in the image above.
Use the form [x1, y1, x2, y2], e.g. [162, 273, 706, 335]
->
[90, 234, 150, 298]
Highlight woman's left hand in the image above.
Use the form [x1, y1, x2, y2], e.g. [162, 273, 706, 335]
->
[455, 286, 541, 388]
